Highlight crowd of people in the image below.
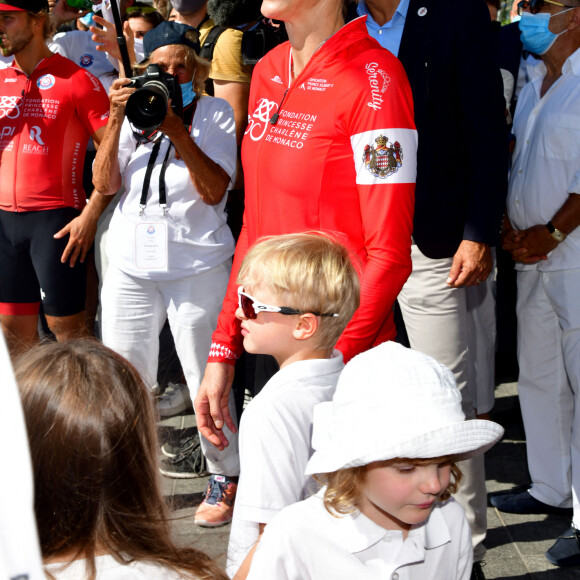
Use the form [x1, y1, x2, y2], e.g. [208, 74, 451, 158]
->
[0, 0, 578, 577]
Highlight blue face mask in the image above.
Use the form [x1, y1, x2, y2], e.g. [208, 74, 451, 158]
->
[518, 9, 572, 55]
[180, 80, 196, 107]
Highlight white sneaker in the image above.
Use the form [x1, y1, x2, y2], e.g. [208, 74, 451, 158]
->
[158, 382, 193, 417]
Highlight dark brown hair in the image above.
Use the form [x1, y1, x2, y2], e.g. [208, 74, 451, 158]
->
[15, 339, 227, 580]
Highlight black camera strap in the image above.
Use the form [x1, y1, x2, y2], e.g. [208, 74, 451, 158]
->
[139, 138, 173, 215]
[138, 100, 198, 216]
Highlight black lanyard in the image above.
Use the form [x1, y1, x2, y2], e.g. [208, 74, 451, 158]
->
[138, 100, 197, 216]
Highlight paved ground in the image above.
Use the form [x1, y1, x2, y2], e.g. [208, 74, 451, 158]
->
[159, 380, 580, 578]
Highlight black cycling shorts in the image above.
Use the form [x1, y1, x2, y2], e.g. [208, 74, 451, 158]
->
[0, 208, 87, 317]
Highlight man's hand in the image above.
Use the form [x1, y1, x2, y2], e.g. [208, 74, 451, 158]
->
[54, 192, 112, 266]
[54, 207, 98, 267]
[446, 240, 492, 288]
[503, 224, 554, 264]
[194, 362, 237, 451]
[50, 0, 88, 28]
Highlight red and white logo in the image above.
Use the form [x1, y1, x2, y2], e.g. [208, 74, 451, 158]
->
[245, 98, 278, 142]
[29, 126, 45, 145]
[365, 62, 390, 111]
[37, 74, 55, 91]
[0, 95, 21, 119]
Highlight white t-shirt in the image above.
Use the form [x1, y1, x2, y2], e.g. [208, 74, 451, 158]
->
[226, 352, 344, 577]
[0, 335, 45, 580]
[50, 30, 116, 86]
[106, 95, 237, 281]
[247, 491, 472, 580]
[45, 554, 199, 579]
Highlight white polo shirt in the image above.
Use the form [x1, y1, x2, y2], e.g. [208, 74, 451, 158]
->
[247, 491, 472, 580]
[227, 352, 344, 577]
[507, 46, 580, 272]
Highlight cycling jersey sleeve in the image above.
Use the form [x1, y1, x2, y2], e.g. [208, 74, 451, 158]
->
[208, 220, 248, 364]
[72, 69, 110, 137]
[336, 56, 417, 361]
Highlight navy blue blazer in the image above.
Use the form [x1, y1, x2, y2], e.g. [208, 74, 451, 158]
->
[395, 0, 509, 258]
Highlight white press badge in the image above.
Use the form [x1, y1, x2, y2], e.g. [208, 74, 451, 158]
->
[135, 222, 168, 271]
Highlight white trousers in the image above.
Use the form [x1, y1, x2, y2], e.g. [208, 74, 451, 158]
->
[398, 244, 491, 561]
[517, 268, 580, 522]
[101, 261, 240, 476]
[466, 250, 497, 416]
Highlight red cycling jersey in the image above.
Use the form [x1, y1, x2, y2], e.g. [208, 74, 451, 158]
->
[209, 17, 417, 364]
[0, 53, 110, 212]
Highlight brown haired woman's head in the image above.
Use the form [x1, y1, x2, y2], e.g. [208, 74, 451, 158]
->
[15, 339, 158, 559]
[15, 339, 227, 580]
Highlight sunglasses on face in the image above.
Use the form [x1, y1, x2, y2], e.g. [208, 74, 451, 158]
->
[237, 287, 339, 320]
[517, 0, 576, 14]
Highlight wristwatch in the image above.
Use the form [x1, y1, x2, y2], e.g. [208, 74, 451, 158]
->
[546, 221, 567, 242]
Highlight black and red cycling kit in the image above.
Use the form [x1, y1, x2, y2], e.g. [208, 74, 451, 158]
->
[208, 17, 417, 364]
[0, 53, 110, 212]
[0, 53, 110, 316]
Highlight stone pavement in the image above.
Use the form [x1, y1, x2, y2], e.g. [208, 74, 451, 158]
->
[158, 381, 580, 579]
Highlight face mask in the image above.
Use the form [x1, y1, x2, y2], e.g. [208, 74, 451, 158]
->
[518, 9, 572, 55]
[180, 80, 196, 107]
[171, 0, 207, 14]
[133, 38, 144, 63]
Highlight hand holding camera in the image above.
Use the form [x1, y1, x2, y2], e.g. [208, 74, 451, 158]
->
[126, 64, 183, 132]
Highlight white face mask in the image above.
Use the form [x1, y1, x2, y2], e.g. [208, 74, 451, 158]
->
[133, 38, 145, 63]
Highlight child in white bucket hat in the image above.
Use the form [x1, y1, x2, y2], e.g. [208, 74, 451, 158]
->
[246, 341, 504, 580]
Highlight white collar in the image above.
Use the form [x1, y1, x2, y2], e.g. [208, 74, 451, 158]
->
[319, 492, 452, 561]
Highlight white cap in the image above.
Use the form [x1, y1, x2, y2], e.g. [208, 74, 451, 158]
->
[306, 342, 504, 474]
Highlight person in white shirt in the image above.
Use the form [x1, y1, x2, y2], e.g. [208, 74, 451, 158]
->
[226, 232, 361, 579]
[13, 338, 228, 580]
[93, 21, 238, 481]
[0, 333, 44, 580]
[247, 341, 504, 580]
[494, 0, 580, 568]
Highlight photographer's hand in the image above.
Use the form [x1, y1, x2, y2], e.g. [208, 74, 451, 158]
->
[108, 77, 135, 114]
[92, 78, 134, 195]
[160, 101, 231, 206]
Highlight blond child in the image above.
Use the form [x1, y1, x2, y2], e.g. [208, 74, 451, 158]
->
[226, 232, 360, 579]
[246, 341, 504, 580]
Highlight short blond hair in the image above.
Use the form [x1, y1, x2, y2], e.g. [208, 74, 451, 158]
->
[315, 456, 463, 517]
[237, 232, 361, 351]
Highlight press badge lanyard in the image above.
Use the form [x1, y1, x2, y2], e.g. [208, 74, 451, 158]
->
[138, 100, 197, 216]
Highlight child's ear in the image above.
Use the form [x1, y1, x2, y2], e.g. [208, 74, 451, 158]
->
[293, 313, 319, 341]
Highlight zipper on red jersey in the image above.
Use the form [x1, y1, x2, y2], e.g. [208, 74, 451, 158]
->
[268, 48, 324, 126]
[11, 78, 29, 212]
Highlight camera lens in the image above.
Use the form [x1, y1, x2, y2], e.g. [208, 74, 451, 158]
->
[126, 81, 170, 131]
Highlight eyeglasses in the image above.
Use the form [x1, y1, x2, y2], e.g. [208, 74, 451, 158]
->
[237, 287, 339, 320]
[517, 0, 576, 14]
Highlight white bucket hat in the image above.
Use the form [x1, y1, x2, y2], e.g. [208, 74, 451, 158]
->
[305, 342, 504, 475]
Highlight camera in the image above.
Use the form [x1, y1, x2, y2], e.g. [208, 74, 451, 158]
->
[125, 64, 183, 132]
